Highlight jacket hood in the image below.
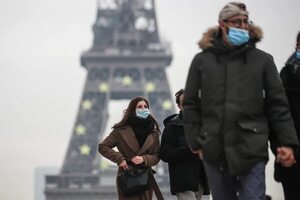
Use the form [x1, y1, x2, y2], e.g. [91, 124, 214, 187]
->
[198, 24, 263, 50]
[163, 114, 178, 127]
[163, 112, 183, 127]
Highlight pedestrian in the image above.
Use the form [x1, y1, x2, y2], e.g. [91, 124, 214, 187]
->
[160, 89, 210, 200]
[272, 31, 300, 200]
[183, 2, 299, 200]
[98, 96, 161, 200]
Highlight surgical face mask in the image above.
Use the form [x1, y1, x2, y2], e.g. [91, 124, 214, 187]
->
[227, 27, 250, 46]
[296, 50, 300, 59]
[136, 108, 150, 119]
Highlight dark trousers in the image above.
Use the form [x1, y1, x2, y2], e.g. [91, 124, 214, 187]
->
[203, 160, 266, 200]
[282, 179, 300, 200]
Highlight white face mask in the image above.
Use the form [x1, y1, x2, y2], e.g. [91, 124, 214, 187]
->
[135, 108, 150, 119]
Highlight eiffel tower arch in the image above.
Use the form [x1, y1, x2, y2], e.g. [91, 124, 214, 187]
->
[45, 0, 175, 199]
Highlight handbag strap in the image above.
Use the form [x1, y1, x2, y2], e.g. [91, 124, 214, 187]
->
[149, 173, 164, 200]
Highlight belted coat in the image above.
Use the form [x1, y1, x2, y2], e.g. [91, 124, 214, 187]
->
[98, 126, 160, 200]
[183, 25, 299, 175]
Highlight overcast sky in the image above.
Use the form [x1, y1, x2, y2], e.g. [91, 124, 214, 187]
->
[0, 0, 299, 200]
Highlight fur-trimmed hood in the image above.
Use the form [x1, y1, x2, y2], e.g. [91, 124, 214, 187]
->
[198, 24, 263, 50]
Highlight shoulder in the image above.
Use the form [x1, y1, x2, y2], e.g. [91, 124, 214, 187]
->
[188, 52, 208, 72]
[162, 115, 182, 137]
[114, 125, 132, 134]
[249, 48, 273, 60]
[169, 114, 183, 126]
[280, 64, 288, 76]
[151, 129, 160, 141]
[163, 114, 178, 127]
[193, 51, 210, 61]
[247, 48, 277, 70]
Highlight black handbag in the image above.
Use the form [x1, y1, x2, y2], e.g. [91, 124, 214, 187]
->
[117, 166, 151, 196]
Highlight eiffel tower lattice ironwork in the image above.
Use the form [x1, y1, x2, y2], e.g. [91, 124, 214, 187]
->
[45, 0, 175, 199]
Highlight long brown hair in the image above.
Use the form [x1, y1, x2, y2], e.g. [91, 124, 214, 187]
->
[112, 96, 160, 132]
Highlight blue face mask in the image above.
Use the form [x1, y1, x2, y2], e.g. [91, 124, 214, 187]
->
[227, 27, 250, 46]
[296, 50, 300, 59]
[136, 108, 150, 119]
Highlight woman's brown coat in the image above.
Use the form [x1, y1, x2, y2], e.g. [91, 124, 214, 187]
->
[98, 125, 160, 200]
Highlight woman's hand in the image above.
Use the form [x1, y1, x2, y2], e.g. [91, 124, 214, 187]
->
[190, 147, 203, 160]
[131, 156, 144, 165]
[119, 160, 128, 170]
[276, 147, 296, 167]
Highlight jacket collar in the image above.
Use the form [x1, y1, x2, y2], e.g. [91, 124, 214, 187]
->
[198, 24, 263, 50]
[118, 126, 155, 155]
[163, 112, 184, 127]
[286, 52, 300, 67]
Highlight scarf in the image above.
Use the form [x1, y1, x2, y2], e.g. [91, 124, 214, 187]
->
[128, 115, 155, 147]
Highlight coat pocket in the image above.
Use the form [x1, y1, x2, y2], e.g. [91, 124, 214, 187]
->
[200, 123, 222, 160]
[238, 121, 269, 134]
[237, 121, 269, 158]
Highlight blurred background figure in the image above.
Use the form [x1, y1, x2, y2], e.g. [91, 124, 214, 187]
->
[273, 31, 300, 200]
[160, 89, 210, 200]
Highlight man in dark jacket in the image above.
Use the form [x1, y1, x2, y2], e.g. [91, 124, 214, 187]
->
[272, 31, 300, 200]
[183, 2, 299, 200]
[160, 89, 209, 200]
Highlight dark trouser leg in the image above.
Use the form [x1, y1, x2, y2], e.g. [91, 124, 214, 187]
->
[203, 160, 238, 200]
[282, 179, 300, 200]
[238, 161, 266, 200]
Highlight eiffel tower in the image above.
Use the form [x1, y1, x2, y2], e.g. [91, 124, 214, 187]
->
[45, 0, 175, 199]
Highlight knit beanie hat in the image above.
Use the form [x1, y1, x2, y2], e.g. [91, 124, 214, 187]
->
[219, 2, 249, 21]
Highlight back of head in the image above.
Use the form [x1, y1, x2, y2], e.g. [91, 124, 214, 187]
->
[175, 89, 184, 107]
[219, 1, 249, 21]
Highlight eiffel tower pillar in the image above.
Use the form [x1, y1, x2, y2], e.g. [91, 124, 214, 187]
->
[45, 0, 175, 199]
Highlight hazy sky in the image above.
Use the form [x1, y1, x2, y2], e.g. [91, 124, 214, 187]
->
[0, 0, 299, 200]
